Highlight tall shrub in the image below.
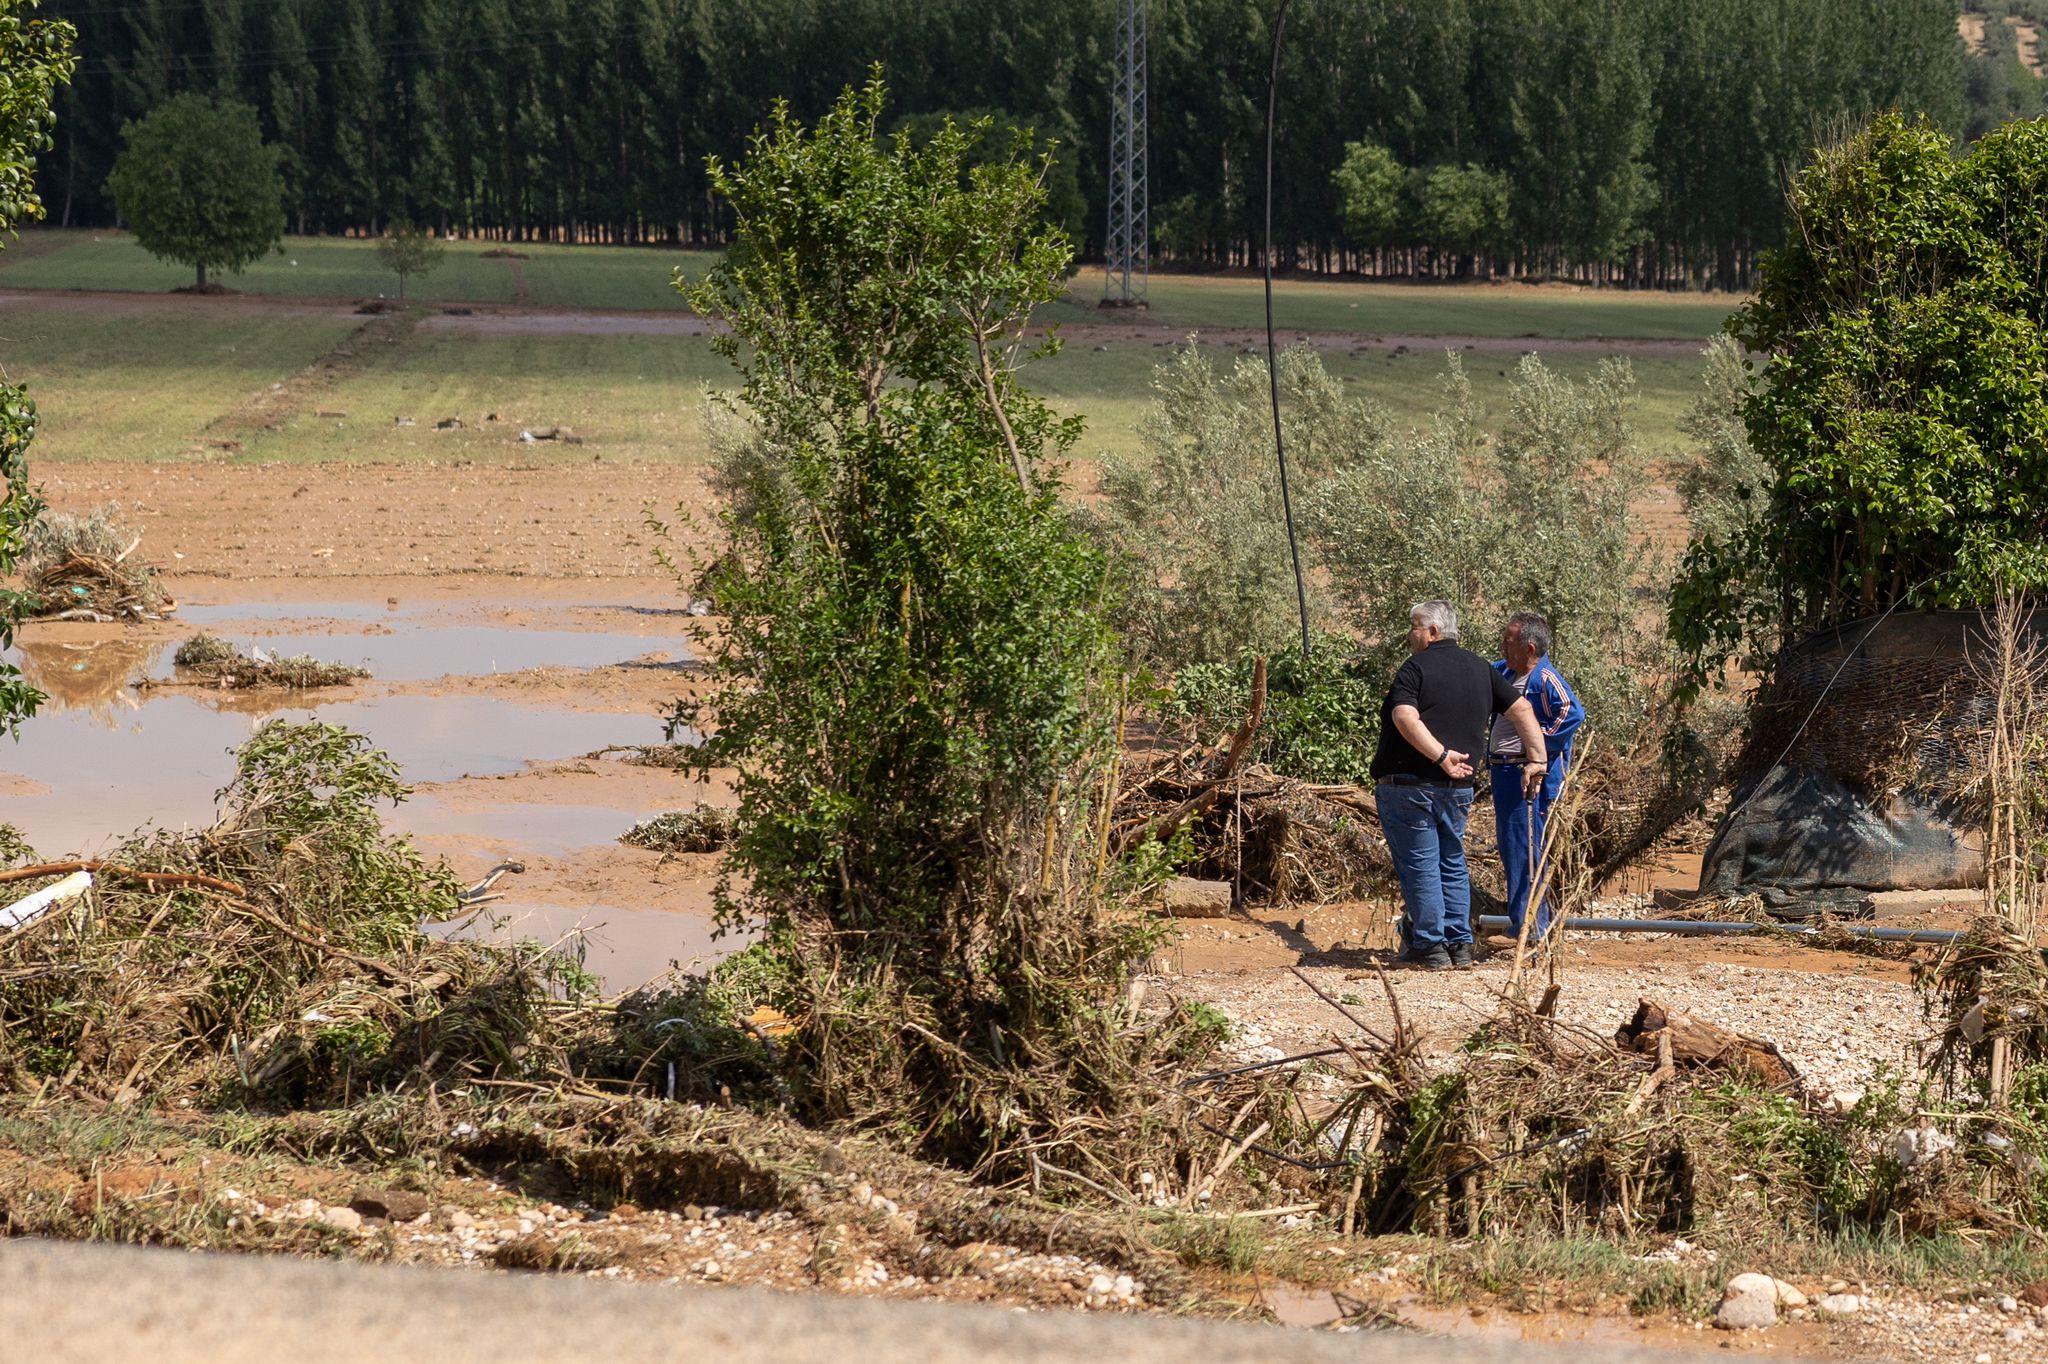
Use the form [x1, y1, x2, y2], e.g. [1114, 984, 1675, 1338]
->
[669, 74, 1174, 1169]
[1673, 113, 2048, 686]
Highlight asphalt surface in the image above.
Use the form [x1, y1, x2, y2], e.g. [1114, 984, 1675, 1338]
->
[2, 1236, 1711, 1364]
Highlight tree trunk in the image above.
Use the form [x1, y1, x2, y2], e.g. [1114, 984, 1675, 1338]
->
[196, 261, 207, 290]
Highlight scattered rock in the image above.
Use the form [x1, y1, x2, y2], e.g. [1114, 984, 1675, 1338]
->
[2022, 1280, 2048, 1308]
[1715, 1272, 1779, 1330]
[1156, 876, 1232, 918]
[434, 417, 465, 430]
[351, 1188, 431, 1223]
[316, 1205, 364, 1233]
[394, 416, 416, 426]
[1773, 1279, 1808, 1309]
[1817, 1294, 1864, 1316]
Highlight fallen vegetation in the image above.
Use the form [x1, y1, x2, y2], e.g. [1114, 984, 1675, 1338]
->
[19, 504, 170, 621]
[621, 806, 741, 854]
[167, 632, 368, 690]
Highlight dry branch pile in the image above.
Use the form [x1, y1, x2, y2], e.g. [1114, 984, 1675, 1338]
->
[167, 632, 369, 690]
[0, 721, 610, 1105]
[622, 806, 741, 854]
[20, 505, 171, 621]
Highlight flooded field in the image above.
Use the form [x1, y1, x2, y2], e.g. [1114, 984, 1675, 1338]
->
[2, 580, 726, 988]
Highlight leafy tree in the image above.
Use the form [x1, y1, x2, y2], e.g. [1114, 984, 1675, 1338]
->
[1672, 112, 2048, 687]
[1330, 139, 1406, 250]
[669, 74, 1172, 1165]
[0, 0, 73, 740]
[106, 93, 282, 289]
[375, 219, 442, 299]
[1414, 162, 1510, 276]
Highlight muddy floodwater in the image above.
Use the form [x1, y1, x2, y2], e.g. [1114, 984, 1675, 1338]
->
[2, 590, 730, 989]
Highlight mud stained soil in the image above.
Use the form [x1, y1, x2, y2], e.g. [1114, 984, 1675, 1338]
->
[35, 462, 714, 579]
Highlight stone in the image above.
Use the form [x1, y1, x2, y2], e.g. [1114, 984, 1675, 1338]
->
[1715, 1273, 1780, 1330]
[1817, 1294, 1863, 1316]
[2001, 1296, 2021, 1314]
[1772, 1280, 1808, 1309]
[350, 1189, 431, 1223]
[2022, 1280, 2048, 1308]
[1155, 877, 1233, 918]
[316, 1205, 364, 1233]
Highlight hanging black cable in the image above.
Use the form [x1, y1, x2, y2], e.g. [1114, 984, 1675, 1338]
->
[1263, 0, 1311, 660]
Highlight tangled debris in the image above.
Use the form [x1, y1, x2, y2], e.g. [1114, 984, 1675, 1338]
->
[167, 632, 369, 690]
[20, 505, 171, 621]
[0, 721, 597, 1105]
[622, 806, 741, 854]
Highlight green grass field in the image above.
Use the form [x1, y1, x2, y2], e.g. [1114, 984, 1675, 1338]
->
[0, 230, 1740, 340]
[0, 300, 360, 462]
[1041, 272, 1740, 340]
[0, 232, 713, 311]
[0, 295, 1713, 468]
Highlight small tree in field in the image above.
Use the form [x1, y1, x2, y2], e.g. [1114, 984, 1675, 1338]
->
[106, 94, 283, 291]
[376, 220, 443, 300]
[666, 73, 1186, 1168]
[0, 0, 74, 739]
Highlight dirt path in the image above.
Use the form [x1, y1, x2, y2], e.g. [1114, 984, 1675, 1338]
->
[0, 285, 1711, 354]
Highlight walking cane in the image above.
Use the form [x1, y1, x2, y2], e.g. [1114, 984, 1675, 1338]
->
[1508, 763, 1539, 992]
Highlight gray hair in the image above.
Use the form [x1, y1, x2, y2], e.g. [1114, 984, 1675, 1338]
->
[1507, 610, 1552, 657]
[1410, 599, 1459, 641]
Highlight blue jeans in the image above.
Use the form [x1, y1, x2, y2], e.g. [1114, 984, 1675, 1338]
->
[1493, 759, 1563, 937]
[1376, 782, 1475, 954]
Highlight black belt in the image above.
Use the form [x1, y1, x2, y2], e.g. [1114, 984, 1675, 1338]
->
[1378, 773, 1465, 788]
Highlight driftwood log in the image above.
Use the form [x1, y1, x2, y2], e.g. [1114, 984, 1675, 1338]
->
[1614, 996, 1801, 1091]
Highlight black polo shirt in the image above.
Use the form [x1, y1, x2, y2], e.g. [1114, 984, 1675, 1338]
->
[1369, 639, 1520, 785]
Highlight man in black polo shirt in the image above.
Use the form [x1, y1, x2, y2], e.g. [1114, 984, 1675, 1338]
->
[1370, 600, 1546, 969]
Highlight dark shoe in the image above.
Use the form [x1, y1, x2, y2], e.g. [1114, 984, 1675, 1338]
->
[1448, 942, 1474, 970]
[1393, 946, 1454, 971]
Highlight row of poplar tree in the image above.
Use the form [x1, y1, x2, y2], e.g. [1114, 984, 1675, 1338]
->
[46, 0, 1969, 288]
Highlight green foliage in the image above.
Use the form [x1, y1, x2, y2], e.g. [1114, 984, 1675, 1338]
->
[1092, 344, 1383, 666]
[1673, 113, 2048, 683]
[106, 93, 284, 289]
[1331, 140, 1406, 247]
[1414, 163, 1512, 274]
[45, 0, 1967, 285]
[667, 74, 1186, 1168]
[1101, 343, 1667, 765]
[893, 106, 1086, 243]
[0, 0, 70, 740]
[374, 219, 443, 300]
[1168, 640, 1383, 783]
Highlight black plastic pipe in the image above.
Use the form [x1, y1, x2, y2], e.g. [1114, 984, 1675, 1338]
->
[1475, 914, 1963, 946]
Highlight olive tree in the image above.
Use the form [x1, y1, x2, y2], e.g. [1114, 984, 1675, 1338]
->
[107, 94, 283, 291]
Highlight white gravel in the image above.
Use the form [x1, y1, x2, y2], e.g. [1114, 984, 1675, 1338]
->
[1174, 950, 1928, 1099]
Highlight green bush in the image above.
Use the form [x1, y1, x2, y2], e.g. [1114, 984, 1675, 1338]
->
[666, 73, 1193, 1171]
[1674, 113, 2048, 682]
[1101, 345, 1669, 767]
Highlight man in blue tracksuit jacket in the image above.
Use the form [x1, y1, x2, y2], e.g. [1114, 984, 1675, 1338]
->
[1488, 611, 1584, 939]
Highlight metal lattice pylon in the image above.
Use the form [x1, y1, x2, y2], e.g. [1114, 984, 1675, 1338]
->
[1103, 0, 1148, 306]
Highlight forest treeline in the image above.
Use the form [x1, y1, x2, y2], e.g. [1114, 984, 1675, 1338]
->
[41, 0, 1991, 288]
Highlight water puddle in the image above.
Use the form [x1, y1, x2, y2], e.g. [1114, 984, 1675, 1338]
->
[397, 797, 659, 857]
[11, 637, 170, 721]
[0, 692, 660, 855]
[144, 625, 689, 683]
[429, 899, 748, 990]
